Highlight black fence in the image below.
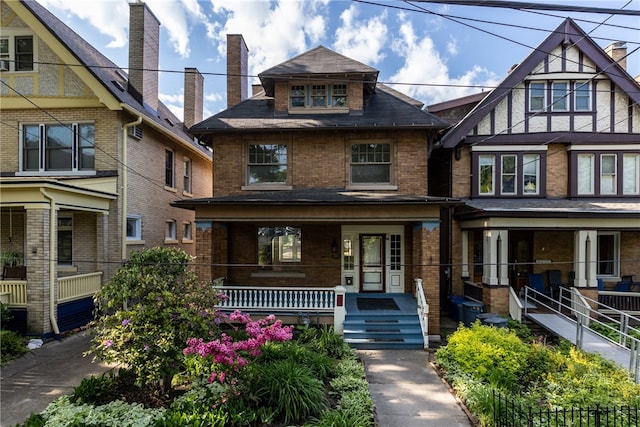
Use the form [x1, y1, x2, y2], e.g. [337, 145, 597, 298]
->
[493, 391, 639, 427]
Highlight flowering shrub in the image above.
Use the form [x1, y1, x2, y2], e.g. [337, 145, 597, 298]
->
[89, 247, 223, 391]
[183, 310, 293, 384]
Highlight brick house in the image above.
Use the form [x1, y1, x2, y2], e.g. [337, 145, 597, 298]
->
[0, 0, 211, 337]
[175, 35, 454, 336]
[429, 18, 640, 313]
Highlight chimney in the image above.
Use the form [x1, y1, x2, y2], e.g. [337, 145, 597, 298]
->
[128, 2, 160, 111]
[226, 34, 248, 108]
[605, 42, 627, 71]
[183, 68, 203, 129]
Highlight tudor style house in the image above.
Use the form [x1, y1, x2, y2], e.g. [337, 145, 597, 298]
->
[430, 18, 640, 314]
[0, 0, 211, 337]
[175, 35, 453, 337]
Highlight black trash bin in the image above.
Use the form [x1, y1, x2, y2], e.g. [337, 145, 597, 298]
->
[484, 316, 508, 328]
[462, 301, 484, 327]
[477, 312, 499, 325]
[448, 295, 466, 323]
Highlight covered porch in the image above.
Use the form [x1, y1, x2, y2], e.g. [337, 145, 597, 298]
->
[453, 199, 640, 315]
[0, 177, 118, 337]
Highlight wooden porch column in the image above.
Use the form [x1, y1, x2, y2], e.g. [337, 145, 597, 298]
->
[574, 230, 597, 288]
[461, 230, 470, 279]
[482, 229, 508, 285]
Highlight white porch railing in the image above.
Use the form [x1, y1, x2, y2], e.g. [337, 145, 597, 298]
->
[214, 285, 347, 334]
[0, 280, 27, 307]
[413, 278, 429, 349]
[58, 272, 103, 303]
[508, 286, 524, 322]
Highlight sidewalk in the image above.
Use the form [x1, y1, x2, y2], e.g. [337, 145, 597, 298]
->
[358, 349, 473, 427]
[0, 332, 115, 427]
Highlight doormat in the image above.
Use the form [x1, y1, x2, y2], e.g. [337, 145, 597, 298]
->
[356, 297, 400, 311]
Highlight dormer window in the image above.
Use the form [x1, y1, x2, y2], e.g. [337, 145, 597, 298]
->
[289, 83, 348, 110]
[528, 81, 592, 112]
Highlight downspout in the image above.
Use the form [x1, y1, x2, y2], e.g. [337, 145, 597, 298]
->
[121, 106, 143, 261]
[40, 188, 60, 339]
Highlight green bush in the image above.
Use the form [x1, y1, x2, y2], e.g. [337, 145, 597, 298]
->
[251, 359, 327, 425]
[436, 323, 530, 390]
[298, 325, 352, 359]
[0, 329, 28, 365]
[89, 247, 222, 391]
[305, 407, 373, 427]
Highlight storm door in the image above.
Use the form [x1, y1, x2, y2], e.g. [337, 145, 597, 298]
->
[360, 234, 385, 292]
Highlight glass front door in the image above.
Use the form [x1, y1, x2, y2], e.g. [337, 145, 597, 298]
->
[360, 234, 384, 292]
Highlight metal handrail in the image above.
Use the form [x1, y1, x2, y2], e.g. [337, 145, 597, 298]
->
[523, 285, 640, 382]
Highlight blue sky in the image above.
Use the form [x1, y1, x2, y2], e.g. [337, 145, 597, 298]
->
[36, 0, 640, 122]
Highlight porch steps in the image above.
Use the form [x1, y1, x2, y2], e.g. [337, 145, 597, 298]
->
[343, 309, 424, 350]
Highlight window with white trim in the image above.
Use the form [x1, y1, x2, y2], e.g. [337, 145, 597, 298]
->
[21, 123, 95, 173]
[182, 222, 192, 241]
[351, 143, 391, 185]
[289, 83, 349, 109]
[574, 152, 638, 196]
[0, 34, 34, 72]
[257, 226, 301, 268]
[248, 144, 288, 185]
[475, 153, 542, 196]
[574, 81, 591, 111]
[597, 232, 619, 277]
[126, 215, 142, 240]
[165, 220, 177, 241]
[529, 82, 545, 111]
[183, 158, 192, 194]
[551, 82, 568, 111]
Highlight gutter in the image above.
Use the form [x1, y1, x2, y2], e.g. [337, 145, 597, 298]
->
[120, 106, 143, 261]
[40, 188, 60, 339]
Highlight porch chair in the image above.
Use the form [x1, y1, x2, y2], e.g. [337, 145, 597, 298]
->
[527, 273, 551, 296]
[546, 269, 563, 298]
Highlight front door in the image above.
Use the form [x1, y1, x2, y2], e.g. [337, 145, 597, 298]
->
[509, 231, 533, 294]
[360, 234, 384, 292]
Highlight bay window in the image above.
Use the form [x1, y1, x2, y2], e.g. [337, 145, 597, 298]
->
[574, 151, 639, 196]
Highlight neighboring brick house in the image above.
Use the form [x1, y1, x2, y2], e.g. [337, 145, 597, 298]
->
[175, 35, 453, 336]
[430, 18, 640, 313]
[0, 0, 211, 337]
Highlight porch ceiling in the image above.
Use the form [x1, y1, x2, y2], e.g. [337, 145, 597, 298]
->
[0, 177, 118, 213]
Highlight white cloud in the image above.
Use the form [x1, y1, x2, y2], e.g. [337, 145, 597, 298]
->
[333, 5, 388, 65]
[36, 0, 129, 48]
[159, 90, 184, 121]
[387, 16, 498, 105]
[206, 0, 330, 80]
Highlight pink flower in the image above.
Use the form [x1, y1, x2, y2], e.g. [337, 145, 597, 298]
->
[121, 319, 130, 326]
[103, 340, 113, 348]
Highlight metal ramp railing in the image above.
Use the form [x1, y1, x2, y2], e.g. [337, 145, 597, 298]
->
[517, 285, 640, 383]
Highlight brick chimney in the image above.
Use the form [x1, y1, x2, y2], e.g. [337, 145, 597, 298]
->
[226, 34, 248, 108]
[128, 2, 160, 111]
[605, 42, 627, 71]
[183, 67, 203, 129]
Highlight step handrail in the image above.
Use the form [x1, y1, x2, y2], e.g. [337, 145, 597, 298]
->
[414, 278, 429, 349]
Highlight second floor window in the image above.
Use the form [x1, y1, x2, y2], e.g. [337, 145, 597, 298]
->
[575, 152, 639, 196]
[183, 158, 192, 194]
[248, 144, 288, 185]
[528, 81, 592, 112]
[22, 123, 94, 173]
[165, 149, 175, 188]
[476, 152, 541, 196]
[351, 143, 391, 185]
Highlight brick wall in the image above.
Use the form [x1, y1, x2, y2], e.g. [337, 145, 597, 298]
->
[451, 147, 471, 198]
[412, 222, 441, 335]
[545, 143, 568, 197]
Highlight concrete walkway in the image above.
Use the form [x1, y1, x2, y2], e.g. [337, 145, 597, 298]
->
[358, 349, 473, 427]
[0, 332, 115, 427]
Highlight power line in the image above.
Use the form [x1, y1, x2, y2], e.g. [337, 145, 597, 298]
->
[409, 0, 640, 16]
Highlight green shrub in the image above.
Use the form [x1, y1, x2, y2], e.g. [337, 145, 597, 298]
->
[305, 407, 373, 427]
[0, 329, 28, 365]
[251, 359, 327, 425]
[436, 323, 531, 391]
[89, 247, 222, 391]
[298, 325, 352, 359]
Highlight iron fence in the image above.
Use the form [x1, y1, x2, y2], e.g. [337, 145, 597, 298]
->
[493, 391, 639, 426]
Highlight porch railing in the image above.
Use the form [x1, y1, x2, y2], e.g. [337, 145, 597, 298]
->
[599, 290, 640, 315]
[214, 285, 347, 333]
[58, 272, 103, 303]
[0, 280, 27, 307]
[414, 278, 429, 349]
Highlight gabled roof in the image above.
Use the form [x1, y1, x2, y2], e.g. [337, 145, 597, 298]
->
[15, 0, 210, 159]
[258, 45, 379, 96]
[190, 82, 449, 137]
[439, 18, 640, 149]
